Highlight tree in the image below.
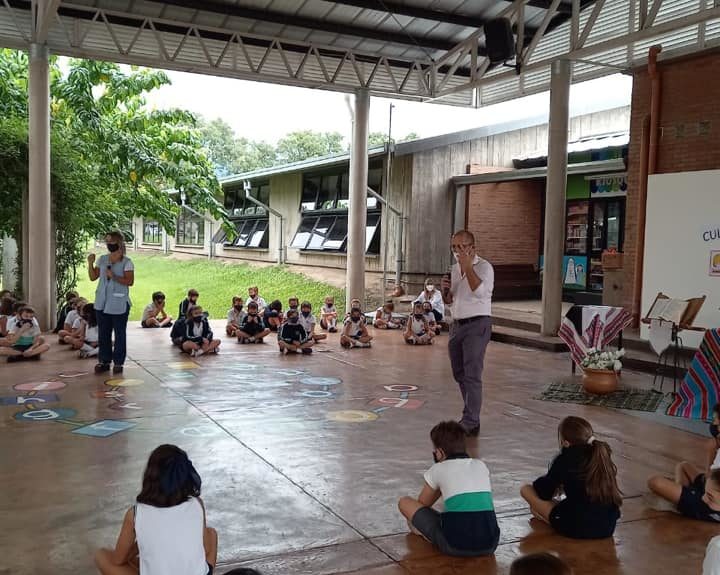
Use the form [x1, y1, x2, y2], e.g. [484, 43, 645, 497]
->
[276, 130, 345, 163]
[368, 131, 419, 148]
[0, 50, 227, 299]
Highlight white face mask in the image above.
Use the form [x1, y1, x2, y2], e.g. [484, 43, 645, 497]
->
[426, 285, 434, 292]
[453, 252, 461, 262]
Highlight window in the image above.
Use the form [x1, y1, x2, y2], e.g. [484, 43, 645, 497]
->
[176, 211, 205, 245]
[290, 214, 380, 254]
[143, 220, 161, 244]
[301, 160, 383, 212]
[219, 181, 271, 249]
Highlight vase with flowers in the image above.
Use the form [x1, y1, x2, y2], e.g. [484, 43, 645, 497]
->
[580, 348, 625, 394]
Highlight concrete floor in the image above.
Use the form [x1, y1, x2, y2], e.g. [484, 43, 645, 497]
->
[0, 323, 715, 575]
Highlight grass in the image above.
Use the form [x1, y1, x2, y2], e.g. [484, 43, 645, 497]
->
[74, 253, 346, 321]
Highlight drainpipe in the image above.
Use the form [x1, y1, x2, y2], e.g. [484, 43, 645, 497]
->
[368, 186, 403, 293]
[244, 180, 284, 264]
[180, 191, 214, 261]
[632, 45, 662, 325]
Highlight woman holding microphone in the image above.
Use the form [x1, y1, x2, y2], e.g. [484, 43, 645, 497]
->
[88, 231, 135, 374]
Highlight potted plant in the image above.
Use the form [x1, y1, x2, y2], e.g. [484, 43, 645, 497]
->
[580, 348, 625, 395]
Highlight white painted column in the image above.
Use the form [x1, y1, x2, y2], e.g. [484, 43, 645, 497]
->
[27, 43, 53, 329]
[541, 59, 571, 336]
[346, 88, 370, 309]
[2, 235, 19, 292]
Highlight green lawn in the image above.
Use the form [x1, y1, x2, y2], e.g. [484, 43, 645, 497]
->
[74, 253, 346, 321]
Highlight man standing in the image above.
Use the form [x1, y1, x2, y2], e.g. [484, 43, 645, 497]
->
[441, 230, 494, 437]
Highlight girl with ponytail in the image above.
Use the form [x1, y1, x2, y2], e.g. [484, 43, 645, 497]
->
[95, 445, 218, 575]
[520, 416, 622, 539]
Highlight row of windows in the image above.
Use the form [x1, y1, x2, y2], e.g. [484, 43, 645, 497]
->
[176, 212, 205, 246]
[212, 218, 270, 249]
[290, 213, 380, 254]
[300, 162, 383, 212]
[224, 183, 270, 217]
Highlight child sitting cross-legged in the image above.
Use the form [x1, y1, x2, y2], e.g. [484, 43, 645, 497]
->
[0, 305, 50, 362]
[76, 303, 99, 358]
[141, 291, 172, 328]
[278, 308, 314, 355]
[398, 421, 500, 557]
[422, 301, 440, 336]
[53, 290, 78, 334]
[374, 300, 401, 329]
[263, 300, 284, 332]
[520, 416, 622, 539]
[236, 301, 271, 344]
[181, 306, 220, 357]
[94, 444, 217, 575]
[320, 296, 338, 333]
[340, 307, 372, 349]
[226, 296, 246, 337]
[404, 302, 434, 345]
[57, 297, 84, 344]
[647, 404, 720, 524]
[298, 301, 326, 343]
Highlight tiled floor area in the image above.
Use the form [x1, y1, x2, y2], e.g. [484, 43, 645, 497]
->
[0, 323, 715, 575]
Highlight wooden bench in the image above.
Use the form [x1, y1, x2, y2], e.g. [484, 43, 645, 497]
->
[493, 264, 542, 300]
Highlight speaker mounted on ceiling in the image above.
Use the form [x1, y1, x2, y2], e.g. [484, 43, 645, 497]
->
[483, 17, 515, 65]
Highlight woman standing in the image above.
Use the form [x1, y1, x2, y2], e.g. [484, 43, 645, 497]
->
[88, 231, 135, 374]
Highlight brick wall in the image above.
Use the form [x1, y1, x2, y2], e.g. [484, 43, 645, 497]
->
[466, 180, 543, 265]
[624, 49, 720, 313]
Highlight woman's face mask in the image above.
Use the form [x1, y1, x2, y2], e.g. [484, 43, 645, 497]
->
[106, 243, 120, 253]
[426, 284, 434, 292]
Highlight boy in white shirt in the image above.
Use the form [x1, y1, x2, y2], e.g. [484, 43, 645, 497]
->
[0, 306, 50, 362]
[57, 297, 83, 344]
[398, 421, 500, 557]
[320, 296, 338, 333]
[422, 301, 440, 335]
[340, 308, 372, 349]
[77, 303, 100, 358]
[141, 291, 172, 328]
[245, 286, 267, 314]
[374, 301, 401, 330]
[226, 296, 246, 337]
[298, 301, 326, 343]
[404, 302, 434, 345]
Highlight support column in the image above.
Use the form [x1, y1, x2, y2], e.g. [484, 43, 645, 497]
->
[541, 59, 571, 336]
[346, 88, 370, 309]
[27, 43, 53, 329]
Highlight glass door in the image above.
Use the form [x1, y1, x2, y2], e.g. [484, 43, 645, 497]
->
[589, 202, 606, 291]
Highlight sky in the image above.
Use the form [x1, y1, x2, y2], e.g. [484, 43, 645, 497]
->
[143, 70, 633, 145]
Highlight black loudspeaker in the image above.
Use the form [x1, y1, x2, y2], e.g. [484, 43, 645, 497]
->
[484, 18, 515, 64]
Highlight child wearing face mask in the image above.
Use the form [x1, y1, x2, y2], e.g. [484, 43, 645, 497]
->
[77, 303, 100, 358]
[344, 298, 367, 325]
[320, 296, 338, 333]
[298, 301, 326, 343]
[404, 302, 434, 345]
[422, 301, 440, 336]
[521, 416, 622, 538]
[263, 300, 284, 332]
[226, 296, 246, 337]
[374, 300, 401, 329]
[341, 307, 373, 348]
[278, 308, 314, 355]
[398, 421, 499, 557]
[179, 289, 200, 320]
[181, 306, 220, 357]
[648, 404, 720, 524]
[236, 301, 271, 343]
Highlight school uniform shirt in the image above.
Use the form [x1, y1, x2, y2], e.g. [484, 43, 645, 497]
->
[7, 316, 40, 332]
[142, 304, 162, 323]
[240, 314, 264, 335]
[376, 307, 392, 322]
[423, 312, 436, 325]
[244, 295, 267, 310]
[344, 317, 364, 337]
[72, 317, 83, 330]
[298, 312, 316, 334]
[409, 316, 429, 336]
[321, 304, 337, 316]
[415, 289, 445, 318]
[10, 321, 41, 347]
[279, 322, 308, 344]
[94, 254, 134, 315]
[85, 325, 99, 344]
[704, 535, 720, 575]
[64, 309, 80, 328]
[226, 308, 246, 326]
[423, 455, 500, 552]
[183, 319, 213, 343]
[263, 308, 281, 330]
[450, 255, 494, 320]
[134, 497, 209, 575]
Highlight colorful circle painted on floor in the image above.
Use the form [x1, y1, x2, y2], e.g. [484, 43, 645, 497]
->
[14, 381, 67, 392]
[326, 410, 379, 423]
[301, 377, 342, 387]
[14, 407, 77, 421]
[300, 390, 334, 398]
[166, 362, 199, 370]
[105, 378, 144, 387]
[383, 384, 419, 392]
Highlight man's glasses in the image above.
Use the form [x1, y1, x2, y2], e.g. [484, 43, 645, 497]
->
[451, 243, 473, 250]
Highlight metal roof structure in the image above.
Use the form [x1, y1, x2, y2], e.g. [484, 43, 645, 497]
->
[2, 1, 719, 106]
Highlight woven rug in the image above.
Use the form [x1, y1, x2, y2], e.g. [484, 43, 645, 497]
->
[537, 381, 664, 412]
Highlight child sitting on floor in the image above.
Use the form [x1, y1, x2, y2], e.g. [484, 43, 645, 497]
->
[53, 290, 78, 333]
[77, 303, 99, 358]
[298, 301, 326, 342]
[287, 296, 299, 313]
[398, 421, 500, 557]
[422, 301, 440, 336]
[510, 553, 572, 575]
[94, 444, 217, 575]
[0, 305, 50, 362]
[374, 300, 401, 329]
[170, 314, 186, 348]
[179, 289, 200, 320]
[648, 405, 720, 524]
[226, 296, 246, 337]
[344, 298, 366, 324]
[181, 306, 220, 357]
[340, 307, 372, 349]
[278, 308, 314, 355]
[142, 291, 172, 328]
[57, 297, 82, 344]
[404, 302, 434, 345]
[520, 416, 622, 539]
[236, 301, 271, 344]
[263, 300, 284, 332]
[320, 296, 338, 333]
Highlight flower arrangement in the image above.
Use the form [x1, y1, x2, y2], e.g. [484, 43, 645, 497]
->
[581, 348, 625, 372]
